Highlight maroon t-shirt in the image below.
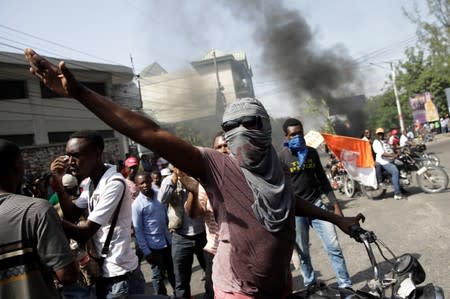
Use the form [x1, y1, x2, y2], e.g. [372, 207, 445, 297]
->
[199, 148, 295, 298]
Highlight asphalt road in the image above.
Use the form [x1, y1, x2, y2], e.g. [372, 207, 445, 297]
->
[140, 133, 450, 298]
[306, 134, 450, 295]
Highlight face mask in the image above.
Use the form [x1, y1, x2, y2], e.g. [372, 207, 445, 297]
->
[284, 135, 306, 153]
[284, 135, 308, 167]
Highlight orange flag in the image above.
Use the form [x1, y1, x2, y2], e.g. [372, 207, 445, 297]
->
[322, 133, 377, 188]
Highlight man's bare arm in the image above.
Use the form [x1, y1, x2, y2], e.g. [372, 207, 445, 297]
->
[295, 197, 364, 235]
[25, 48, 206, 178]
[61, 219, 101, 244]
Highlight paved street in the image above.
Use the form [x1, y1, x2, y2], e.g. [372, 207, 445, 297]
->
[304, 134, 450, 295]
[140, 133, 450, 298]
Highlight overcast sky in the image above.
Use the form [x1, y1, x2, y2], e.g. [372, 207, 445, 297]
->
[0, 0, 429, 118]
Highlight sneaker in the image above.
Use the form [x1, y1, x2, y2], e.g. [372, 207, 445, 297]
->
[394, 193, 405, 200]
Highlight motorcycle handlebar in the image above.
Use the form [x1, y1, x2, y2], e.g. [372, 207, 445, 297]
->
[350, 224, 376, 243]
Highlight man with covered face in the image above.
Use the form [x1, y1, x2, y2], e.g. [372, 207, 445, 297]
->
[279, 118, 352, 293]
[25, 48, 364, 299]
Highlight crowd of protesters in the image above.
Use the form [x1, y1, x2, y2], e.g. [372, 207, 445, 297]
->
[1, 48, 367, 299]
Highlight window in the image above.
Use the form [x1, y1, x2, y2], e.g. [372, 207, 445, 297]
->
[83, 82, 106, 96]
[40, 82, 106, 98]
[0, 80, 27, 100]
[0, 134, 34, 146]
[48, 132, 75, 144]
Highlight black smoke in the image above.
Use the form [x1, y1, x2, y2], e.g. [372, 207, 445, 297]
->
[221, 0, 367, 136]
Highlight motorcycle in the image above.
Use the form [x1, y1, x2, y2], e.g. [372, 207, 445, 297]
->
[290, 226, 445, 299]
[406, 144, 440, 167]
[361, 147, 448, 199]
[325, 154, 357, 198]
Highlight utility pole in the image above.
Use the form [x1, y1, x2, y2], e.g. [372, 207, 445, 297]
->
[212, 49, 226, 118]
[130, 54, 143, 109]
[369, 62, 405, 132]
[390, 62, 405, 133]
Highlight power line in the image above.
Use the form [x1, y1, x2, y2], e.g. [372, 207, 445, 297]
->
[0, 24, 129, 67]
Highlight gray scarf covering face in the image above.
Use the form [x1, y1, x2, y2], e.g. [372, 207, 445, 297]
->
[223, 98, 291, 233]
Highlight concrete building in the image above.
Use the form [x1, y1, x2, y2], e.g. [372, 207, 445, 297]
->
[0, 51, 134, 145]
[139, 49, 254, 124]
[0, 51, 136, 174]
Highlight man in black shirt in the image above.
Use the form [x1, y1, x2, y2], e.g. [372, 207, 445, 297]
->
[279, 118, 352, 293]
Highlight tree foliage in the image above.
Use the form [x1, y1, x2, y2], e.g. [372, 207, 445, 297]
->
[367, 0, 450, 131]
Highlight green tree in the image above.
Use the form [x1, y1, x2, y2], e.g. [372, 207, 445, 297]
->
[403, 0, 449, 76]
[367, 0, 450, 130]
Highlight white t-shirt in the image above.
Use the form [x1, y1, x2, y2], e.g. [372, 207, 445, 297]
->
[372, 139, 394, 165]
[399, 135, 409, 147]
[75, 165, 138, 277]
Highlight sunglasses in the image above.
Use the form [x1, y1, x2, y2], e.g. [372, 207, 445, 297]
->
[221, 116, 262, 132]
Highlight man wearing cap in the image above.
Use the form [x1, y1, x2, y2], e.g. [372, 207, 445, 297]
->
[25, 49, 365, 299]
[373, 128, 405, 200]
[388, 129, 400, 149]
[124, 156, 140, 199]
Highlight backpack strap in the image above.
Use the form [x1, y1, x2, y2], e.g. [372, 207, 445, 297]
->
[100, 178, 126, 258]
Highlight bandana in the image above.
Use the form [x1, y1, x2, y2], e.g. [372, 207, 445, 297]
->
[284, 135, 309, 168]
[223, 98, 291, 233]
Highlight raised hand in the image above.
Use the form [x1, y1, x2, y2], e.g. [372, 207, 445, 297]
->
[24, 48, 80, 97]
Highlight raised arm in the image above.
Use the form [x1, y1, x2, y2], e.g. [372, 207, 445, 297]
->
[24, 48, 205, 178]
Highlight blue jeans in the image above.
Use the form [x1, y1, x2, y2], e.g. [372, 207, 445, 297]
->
[171, 232, 207, 298]
[61, 283, 94, 299]
[149, 246, 176, 295]
[295, 200, 352, 288]
[381, 162, 401, 195]
[95, 266, 145, 299]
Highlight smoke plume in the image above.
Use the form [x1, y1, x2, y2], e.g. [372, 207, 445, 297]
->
[221, 0, 366, 136]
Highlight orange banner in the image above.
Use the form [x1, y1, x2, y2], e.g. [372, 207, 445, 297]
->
[322, 133, 375, 168]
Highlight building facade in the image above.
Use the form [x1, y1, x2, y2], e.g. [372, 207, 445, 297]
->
[139, 49, 255, 124]
[0, 51, 135, 175]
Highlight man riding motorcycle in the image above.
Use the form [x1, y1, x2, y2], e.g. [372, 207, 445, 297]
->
[372, 128, 406, 200]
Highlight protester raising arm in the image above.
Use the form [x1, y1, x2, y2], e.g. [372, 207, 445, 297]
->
[24, 48, 205, 179]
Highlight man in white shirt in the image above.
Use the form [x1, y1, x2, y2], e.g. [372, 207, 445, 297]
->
[51, 130, 144, 299]
[372, 128, 405, 200]
[399, 129, 411, 147]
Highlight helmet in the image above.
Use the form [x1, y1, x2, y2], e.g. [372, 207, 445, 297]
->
[375, 127, 384, 134]
[391, 129, 399, 135]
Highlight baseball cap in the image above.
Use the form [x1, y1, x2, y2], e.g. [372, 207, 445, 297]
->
[125, 156, 139, 167]
[62, 174, 78, 188]
[375, 127, 385, 134]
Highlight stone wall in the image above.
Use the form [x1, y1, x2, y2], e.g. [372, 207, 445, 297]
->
[21, 138, 121, 179]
